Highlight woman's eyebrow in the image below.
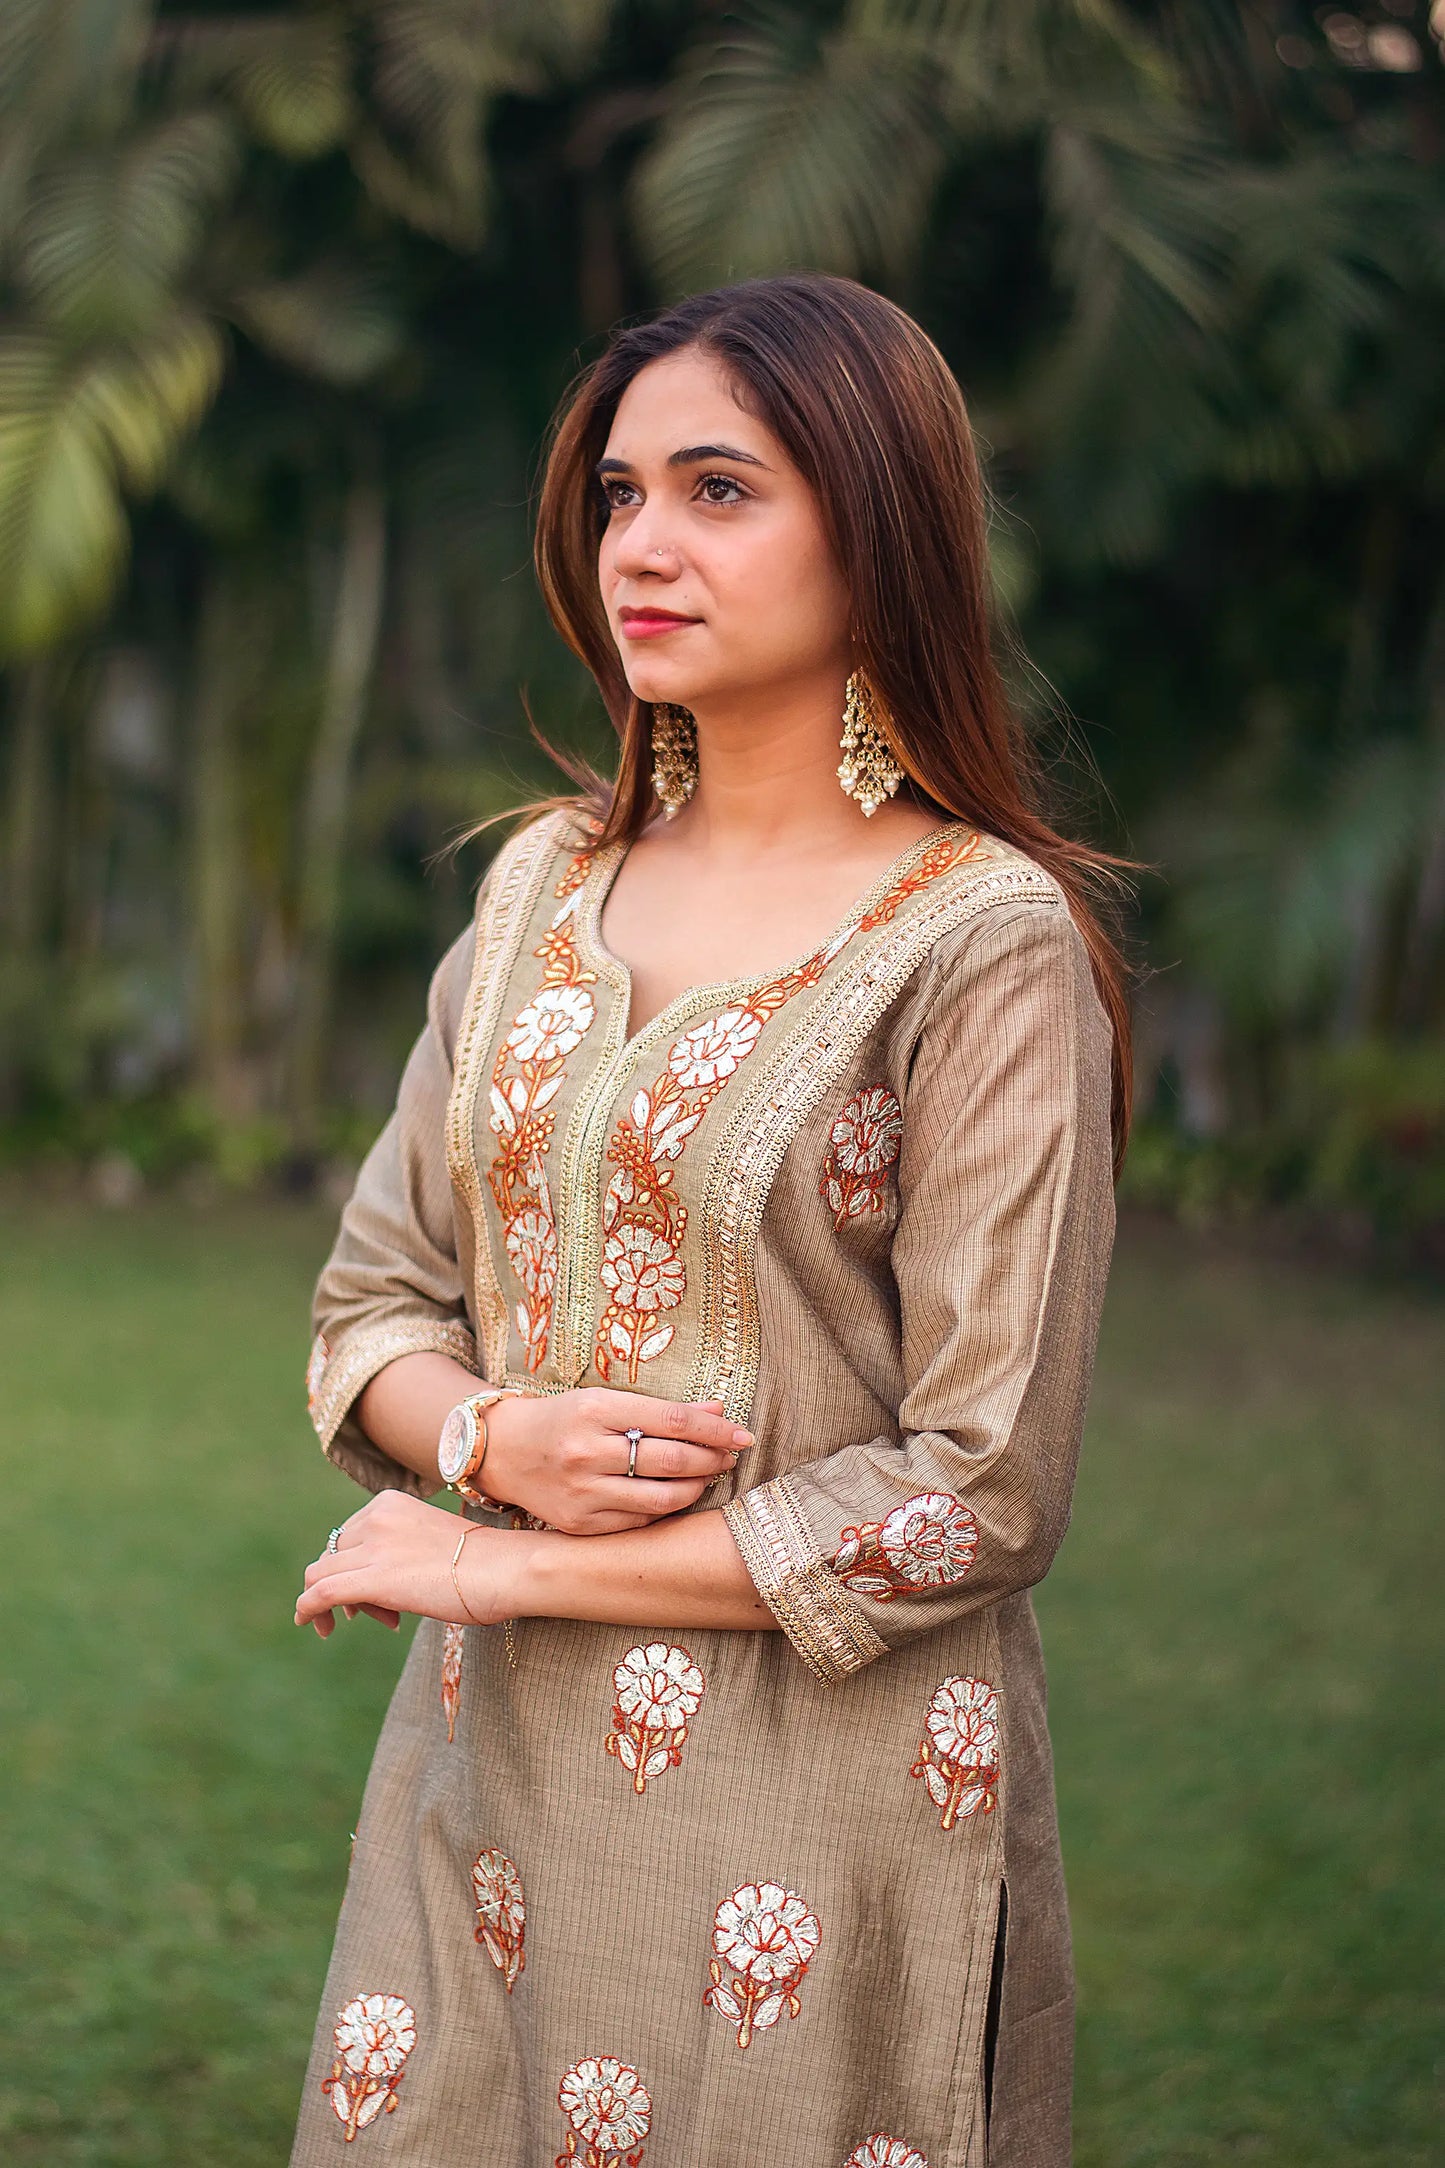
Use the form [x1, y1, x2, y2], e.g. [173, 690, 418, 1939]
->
[595, 442, 771, 477]
[668, 442, 770, 469]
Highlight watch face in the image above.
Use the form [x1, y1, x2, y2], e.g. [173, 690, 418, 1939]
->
[437, 1401, 477, 1485]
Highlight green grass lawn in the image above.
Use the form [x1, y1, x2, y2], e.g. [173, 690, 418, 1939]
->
[1, 1198, 1440, 2165]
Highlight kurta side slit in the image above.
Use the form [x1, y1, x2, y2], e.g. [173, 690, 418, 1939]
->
[293, 805, 1116, 2168]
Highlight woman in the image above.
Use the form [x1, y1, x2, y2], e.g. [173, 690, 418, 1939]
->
[291, 271, 1132, 2168]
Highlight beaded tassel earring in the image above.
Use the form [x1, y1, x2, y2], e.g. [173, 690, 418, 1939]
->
[837, 669, 904, 817]
[650, 702, 699, 818]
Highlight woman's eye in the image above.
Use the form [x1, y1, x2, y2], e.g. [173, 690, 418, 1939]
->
[600, 479, 637, 510]
[698, 472, 747, 505]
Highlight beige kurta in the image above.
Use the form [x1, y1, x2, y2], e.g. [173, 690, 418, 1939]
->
[291, 804, 1116, 2168]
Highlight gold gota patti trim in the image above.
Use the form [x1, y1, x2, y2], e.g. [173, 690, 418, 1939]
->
[692, 857, 1061, 1422]
[311, 1318, 480, 1458]
[723, 1478, 888, 1683]
[444, 808, 584, 1385]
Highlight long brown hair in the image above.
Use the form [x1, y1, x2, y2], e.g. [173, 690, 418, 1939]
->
[469, 272, 1141, 1171]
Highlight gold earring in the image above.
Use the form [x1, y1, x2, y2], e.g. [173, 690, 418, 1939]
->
[650, 702, 699, 819]
[837, 669, 904, 817]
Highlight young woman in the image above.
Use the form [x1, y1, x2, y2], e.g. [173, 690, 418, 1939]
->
[291, 272, 1133, 2168]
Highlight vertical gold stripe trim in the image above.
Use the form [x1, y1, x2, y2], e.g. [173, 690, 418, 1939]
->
[444, 809, 579, 1383]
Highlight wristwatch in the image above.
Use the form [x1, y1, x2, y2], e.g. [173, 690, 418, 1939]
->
[437, 1387, 521, 1507]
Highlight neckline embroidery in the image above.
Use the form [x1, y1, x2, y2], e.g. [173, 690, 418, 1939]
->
[574, 819, 980, 1061]
[584, 824, 985, 1385]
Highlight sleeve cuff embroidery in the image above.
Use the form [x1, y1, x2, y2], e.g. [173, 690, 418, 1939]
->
[306, 1319, 480, 1460]
[723, 1476, 887, 1685]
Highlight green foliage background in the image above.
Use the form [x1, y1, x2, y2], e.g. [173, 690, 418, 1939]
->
[3, 1202, 1439, 2163]
[1, 0, 1442, 1252]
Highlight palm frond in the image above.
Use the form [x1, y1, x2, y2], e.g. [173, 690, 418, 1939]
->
[18, 112, 239, 338]
[0, 317, 224, 654]
[232, 263, 405, 386]
[632, 1, 949, 293]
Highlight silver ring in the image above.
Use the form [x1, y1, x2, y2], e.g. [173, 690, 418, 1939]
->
[326, 1525, 343, 1554]
[624, 1426, 643, 1478]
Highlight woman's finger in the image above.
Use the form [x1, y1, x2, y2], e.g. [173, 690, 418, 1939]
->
[620, 1434, 738, 1481]
[622, 1396, 754, 1453]
[591, 1474, 713, 1520]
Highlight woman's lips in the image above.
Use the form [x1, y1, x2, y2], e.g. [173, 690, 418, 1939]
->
[619, 610, 700, 639]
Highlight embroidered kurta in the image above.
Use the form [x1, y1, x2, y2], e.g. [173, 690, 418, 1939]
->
[292, 805, 1116, 2168]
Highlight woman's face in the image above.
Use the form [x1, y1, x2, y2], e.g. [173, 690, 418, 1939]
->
[596, 346, 853, 711]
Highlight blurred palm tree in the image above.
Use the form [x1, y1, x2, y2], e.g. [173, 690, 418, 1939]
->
[0, 0, 1440, 1227]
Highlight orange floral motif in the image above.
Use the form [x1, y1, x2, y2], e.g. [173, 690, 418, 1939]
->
[440, 1622, 465, 1742]
[321, 1991, 417, 2140]
[820, 1085, 904, 1228]
[593, 833, 976, 1384]
[605, 1641, 706, 1793]
[471, 1846, 526, 1991]
[555, 2056, 651, 2167]
[306, 1331, 330, 1434]
[489, 865, 603, 1371]
[844, 2140, 930, 2168]
[704, 1880, 821, 2049]
[857, 828, 982, 929]
[831, 1491, 980, 1601]
[910, 1675, 1001, 1830]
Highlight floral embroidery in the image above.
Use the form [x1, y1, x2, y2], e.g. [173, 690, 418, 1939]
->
[844, 2139, 930, 2168]
[555, 2056, 651, 2166]
[857, 828, 984, 929]
[554, 831, 600, 899]
[832, 1491, 980, 1601]
[820, 1085, 903, 1228]
[595, 828, 983, 1384]
[471, 1846, 526, 1991]
[306, 1331, 330, 1435]
[489, 866, 602, 1371]
[440, 1622, 465, 1743]
[605, 1641, 706, 1793]
[321, 1992, 417, 2140]
[704, 1880, 821, 2049]
[911, 1676, 1001, 1830]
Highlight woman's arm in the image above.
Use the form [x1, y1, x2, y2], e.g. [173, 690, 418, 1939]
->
[513, 1510, 775, 1631]
[295, 1492, 774, 1637]
[354, 1358, 749, 1531]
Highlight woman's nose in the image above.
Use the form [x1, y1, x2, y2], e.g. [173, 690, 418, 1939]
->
[611, 516, 681, 578]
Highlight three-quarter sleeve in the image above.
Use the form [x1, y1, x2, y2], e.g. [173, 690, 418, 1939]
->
[722, 895, 1118, 1684]
[304, 892, 488, 1496]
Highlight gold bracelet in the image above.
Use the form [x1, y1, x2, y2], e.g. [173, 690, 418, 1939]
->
[450, 1521, 486, 1624]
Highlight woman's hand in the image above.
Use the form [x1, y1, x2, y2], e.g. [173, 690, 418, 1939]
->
[295, 1492, 533, 1638]
[479, 1387, 752, 1535]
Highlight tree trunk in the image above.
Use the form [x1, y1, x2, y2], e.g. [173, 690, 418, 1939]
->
[2, 659, 55, 958]
[286, 467, 388, 1156]
[187, 573, 252, 1118]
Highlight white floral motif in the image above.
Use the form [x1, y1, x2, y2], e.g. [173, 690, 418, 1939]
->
[910, 1676, 1001, 1830]
[704, 1880, 821, 2049]
[832, 1491, 979, 1600]
[306, 1332, 330, 1434]
[820, 1085, 904, 1228]
[440, 1622, 465, 1743]
[507, 983, 596, 1063]
[505, 1199, 557, 1300]
[471, 1847, 526, 1991]
[843, 2139, 930, 2168]
[600, 1224, 687, 1316]
[321, 1991, 417, 2140]
[606, 1642, 706, 1793]
[555, 2056, 651, 2166]
[667, 1007, 763, 1088]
